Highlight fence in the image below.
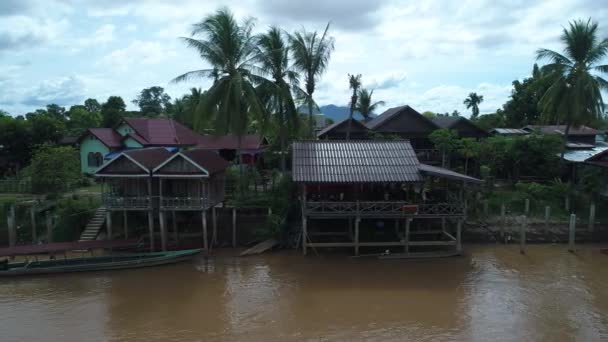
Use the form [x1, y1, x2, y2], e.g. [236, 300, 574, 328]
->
[0, 179, 32, 193]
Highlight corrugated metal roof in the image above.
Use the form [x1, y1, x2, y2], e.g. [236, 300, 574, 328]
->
[123, 148, 173, 170]
[522, 125, 599, 136]
[122, 118, 201, 145]
[418, 163, 482, 184]
[366, 105, 437, 130]
[292, 140, 423, 183]
[316, 118, 368, 138]
[174, 149, 229, 175]
[490, 128, 529, 135]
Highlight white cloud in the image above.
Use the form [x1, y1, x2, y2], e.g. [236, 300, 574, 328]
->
[99, 40, 176, 71]
[0, 76, 86, 109]
[0, 15, 69, 52]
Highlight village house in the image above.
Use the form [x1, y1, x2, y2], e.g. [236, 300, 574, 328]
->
[292, 140, 481, 257]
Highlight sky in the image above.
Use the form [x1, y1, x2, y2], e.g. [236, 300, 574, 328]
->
[0, 0, 607, 117]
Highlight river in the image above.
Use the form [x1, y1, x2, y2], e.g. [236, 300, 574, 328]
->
[1, 245, 608, 341]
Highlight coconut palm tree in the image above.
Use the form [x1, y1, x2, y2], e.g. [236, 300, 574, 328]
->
[172, 8, 268, 163]
[356, 88, 385, 121]
[346, 74, 362, 140]
[464, 93, 484, 119]
[255, 26, 300, 171]
[289, 23, 334, 136]
[536, 18, 608, 160]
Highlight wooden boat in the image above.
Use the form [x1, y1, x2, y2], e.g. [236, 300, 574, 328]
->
[0, 249, 202, 277]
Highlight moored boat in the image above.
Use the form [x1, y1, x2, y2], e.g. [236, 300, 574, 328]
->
[0, 249, 202, 277]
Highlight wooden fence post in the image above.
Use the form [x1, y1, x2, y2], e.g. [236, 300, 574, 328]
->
[500, 204, 506, 241]
[30, 206, 37, 243]
[568, 214, 576, 253]
[565, 197, 570, 212]
[483, 201, 489, 218]
[232, 207, 237, 248]
[544, 206, 551, 232]
[456, 219, 462, 254]
[588, 203, 595, 232]
[524, 199, 530, 216]
[46, 211, 53, 244]
[7, 205, 16, 247]
[106, 211, 112, 240]
[520, 215, 526, 255]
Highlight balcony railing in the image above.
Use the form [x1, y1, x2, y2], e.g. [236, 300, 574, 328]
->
[103, 196, 151, 209]
[305, 201, 464, 218]
[161, 197, 210, 210]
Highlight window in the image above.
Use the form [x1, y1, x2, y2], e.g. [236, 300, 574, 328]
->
[88, 152, 104, 167]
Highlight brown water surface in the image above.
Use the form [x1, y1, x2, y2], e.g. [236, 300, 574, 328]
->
[1, 245, 608, 341]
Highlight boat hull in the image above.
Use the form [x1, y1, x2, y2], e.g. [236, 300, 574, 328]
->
[0, 249, 202, 277]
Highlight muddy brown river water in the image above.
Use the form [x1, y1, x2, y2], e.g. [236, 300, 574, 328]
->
[1, 245, 608, 341]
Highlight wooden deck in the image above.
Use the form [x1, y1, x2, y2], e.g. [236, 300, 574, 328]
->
[305, 201, 464, 218]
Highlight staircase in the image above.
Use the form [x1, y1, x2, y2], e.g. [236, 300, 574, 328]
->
[79, 207, 107, 241]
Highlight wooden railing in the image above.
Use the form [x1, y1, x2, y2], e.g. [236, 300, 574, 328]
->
[102, 196, 151, 209]
[305, 201, 464, 218]
[160, 197, 210, 210]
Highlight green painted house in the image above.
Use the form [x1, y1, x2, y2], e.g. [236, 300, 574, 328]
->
[77, 118, 203, 174]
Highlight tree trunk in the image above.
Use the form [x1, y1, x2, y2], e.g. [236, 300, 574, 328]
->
[560, 123, 571, 162]
[308, 99, 314, 138]
[279, 100, 286, 172]
[346, 95, 356, 140]
[464, 157, 469, 175]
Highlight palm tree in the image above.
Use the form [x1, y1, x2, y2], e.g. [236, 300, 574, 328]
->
[346, 74, 361, 140]
[290, 23, 335, 136]
[464, 93, 484, 119]
[172, 8, 268, 164]
[356, 88, 385, 121]
[255, 27, 300, 171]
[536, 18, 608, 160]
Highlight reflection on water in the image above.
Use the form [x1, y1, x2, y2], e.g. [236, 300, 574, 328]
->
[1, 245, 608, 341]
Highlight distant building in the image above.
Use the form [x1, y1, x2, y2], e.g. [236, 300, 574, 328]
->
[490, 128, 530, 136]
[521, 125, 599, 145]
[430, 116, 489, 139]
[317, 118, 369, 140]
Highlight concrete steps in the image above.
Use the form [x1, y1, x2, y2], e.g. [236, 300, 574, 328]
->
[78, 207, 107, 242]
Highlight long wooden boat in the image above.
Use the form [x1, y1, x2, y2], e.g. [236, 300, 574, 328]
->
[0, 249, 202, 277]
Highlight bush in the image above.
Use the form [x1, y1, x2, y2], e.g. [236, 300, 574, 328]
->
[24, 145, 82, 196]
[53, 196, 100, 242]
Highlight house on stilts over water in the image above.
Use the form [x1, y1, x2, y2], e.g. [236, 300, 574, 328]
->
[95, 147, 228, 253]
[292, 140, 481, 257]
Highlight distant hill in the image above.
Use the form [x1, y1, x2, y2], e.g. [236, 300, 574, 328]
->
[298, 104, 373, 122]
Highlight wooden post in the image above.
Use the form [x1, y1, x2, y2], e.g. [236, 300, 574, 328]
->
[159, 211, 167, 251]
[588, 203, 595, 232]
[232, 207, 237, 248]
[565, 196, 570, 212]
[106, 211, 112, 240]
[354, 216, 360, 256]
[524, 199, 530, 216]
[441, 217, 446, 233]
[123, 210, 128, 240]
[520, 215, 526, 255]
[147, 210, 155, 252]
[568, 214, 576, 253]
[202, 210, 208, 254]
[483, 201, 489, 217]
[404, 218, 411, 253]
[30, 206, 37, 243]
[544, 206, 551, 232]
[172, 211, 178, 244]
[212, 207, 217, 246]
[268, 207, 272, 216]
[394, 219, 399, 234]
[456, 219, 462, 254]
[7, 205, 16, 247]
[302, 214, 308, 255]
[500, 204, 506, 241]
[46, 211, 53, 244]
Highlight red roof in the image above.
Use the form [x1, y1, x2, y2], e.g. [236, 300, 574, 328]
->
[121, 118, 201, 146]
[81, 128, 123, 148]
[196, 134, 268, 150]
[155, 149, 229, 175]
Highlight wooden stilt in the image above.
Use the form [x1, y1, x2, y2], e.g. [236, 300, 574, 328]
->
[159, 211, 167, 251]
[404, 218, 411, 253]
[500, 204, 506, 242]
[456, 219, 462, 254]
[302, 214, 308, 255]
[202, 210, 208, 254]
[30, 206, 37, 243]
[7, 205, 16, 247]
[544, 206, 551, 232]
[172, 211, 178, 245]
[123, 210, 128, 240]
[568, 214, 576, 253]
[232, 207, 237, 248]
[524, 199, 530, 215]
[520, 215, 526, 255]
[147, 210, 155, 252]
[589, 203, 595, 232]
[354, 216, 360, 256]
[212, 207, 217, 246]
[106, 211, 112, 240]
[46, 211, 53, 244]
[441, 217, 446, 233]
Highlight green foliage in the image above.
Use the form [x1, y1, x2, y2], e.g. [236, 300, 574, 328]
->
[54, 196, 100, 242]
[132, 86, 172, 117]
[577, 165, 608, 199]
[476, 134, 561, 180]
[0, 116, 32, 173]
[67, 105, 101, 136]
[84, 98, 101, 113]
[500, 64, 554, 127]
[429, 129, 459, 167]
[356, 89, 385, 120]
[290, 23, 335, 136]
[101, 96, 126, 127]
[28, 113, 67, 145]
[473, 111, 506, 131]
[24, 145, 82, 195]
[457, 138, 480, 174]
[464, 92, 484, 119]
[536, 19, 607, 136]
